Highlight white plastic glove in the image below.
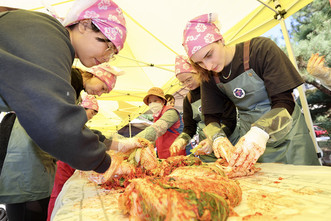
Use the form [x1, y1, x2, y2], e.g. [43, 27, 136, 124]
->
[231, 126, 269, 170]
[170, 138, 188, 156]
[307, 53, 331, 87]
[87, 154, 123, 184]
[116, 137, 142, 153]
[194, 139, 212, 155]
[202, 122, 234, 158]
[213, 137, 236, 161]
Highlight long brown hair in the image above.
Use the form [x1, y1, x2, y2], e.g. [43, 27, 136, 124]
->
[71, 67, 94, 81]
[189, 40, 225, 83]
[190, 59, 214, 83]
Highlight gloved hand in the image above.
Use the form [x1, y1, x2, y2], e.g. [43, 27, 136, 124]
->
[170, 133, 191, 156]
[203, 122, 236, 160]
[231, 126, 269, 170]
[307, 54, 330, 76]
[195, 138, 212, 155]
[87, 154, 123, 184]
[113, 161, 135, 175]
[213, 137, 236, 161]
[170, 138, 188, 156]
[307, 53, 331, 88]
[117, 137, 142, 153]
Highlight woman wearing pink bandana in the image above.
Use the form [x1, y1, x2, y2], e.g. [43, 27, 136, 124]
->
[169, 55, 237, 162]
[47, 94, 101, 221]
[48, 72, 141, 220]
[183, 13, 320, 171]
[80, 94, 99, 120]
[71, 63, 123, 97]
[0, 0, 127, 171]
[0, 1, 133, 220]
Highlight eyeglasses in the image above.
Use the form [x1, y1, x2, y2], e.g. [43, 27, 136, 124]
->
[104, 41, 117, 61]
[96, 37, 117, 60]
[179, 76, 194, 86]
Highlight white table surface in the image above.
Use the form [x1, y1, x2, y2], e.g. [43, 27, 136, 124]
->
[52, 163, 331, 221]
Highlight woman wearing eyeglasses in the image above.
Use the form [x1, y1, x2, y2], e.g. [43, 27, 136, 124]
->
[0, 0, 130, 220]
[0, 0, 126, 173]
[170, 55, 238, 162]
[0, 62, 142, 221]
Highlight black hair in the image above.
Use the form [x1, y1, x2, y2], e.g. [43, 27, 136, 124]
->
[71, 68, 84, 99]
[84, 108, 98, 114]
[67, 21, 100, 32]
[165, 94, 175, 101]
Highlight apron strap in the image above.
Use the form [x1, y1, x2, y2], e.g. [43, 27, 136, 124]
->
[243, 40, 251, 71]
[214, 40, 251, 82]
[213, 74, 220, 84]
[186, 91, 192, 103]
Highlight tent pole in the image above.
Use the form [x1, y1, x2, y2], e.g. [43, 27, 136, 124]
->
[128, 115, 132, 138]
[279, 19, 322, 165]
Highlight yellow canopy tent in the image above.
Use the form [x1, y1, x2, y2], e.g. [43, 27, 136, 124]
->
[2, 0, 320, 162]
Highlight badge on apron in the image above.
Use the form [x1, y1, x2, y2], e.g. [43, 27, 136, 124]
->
[233, 88, 245, 99]
[198, 105, 202, 113]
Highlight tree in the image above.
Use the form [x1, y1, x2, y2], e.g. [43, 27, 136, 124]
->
[291, 0, 331, 60]
[290, 0, 331, 84]
[290, 0, 331, 131]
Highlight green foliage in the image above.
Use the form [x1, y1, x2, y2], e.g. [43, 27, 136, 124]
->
[288, 0, 331, 134]
[304, 89, 331, 121]
[291, 0, 331, 63]
[315, 115, 331, 133]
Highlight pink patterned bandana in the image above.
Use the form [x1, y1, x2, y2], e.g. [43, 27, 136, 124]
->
[175, 55, 196, 76]
[62, 0, 127, 52]
[182, 13, 224, 58]
[90, 63, 123, 93]
[81, 94, 99, 112]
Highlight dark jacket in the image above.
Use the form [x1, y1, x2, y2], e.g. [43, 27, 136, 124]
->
[0, 10, 110, 173]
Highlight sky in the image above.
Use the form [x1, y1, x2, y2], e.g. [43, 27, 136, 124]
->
[261, 16, 293, 47]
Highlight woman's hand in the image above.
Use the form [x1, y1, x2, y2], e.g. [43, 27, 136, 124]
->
[117, 137, 142, 152]
[170, 138, 187, 156]
[194, 139, 212, 155]
[231, 127, 269, 169]
[212, 137, 236, 161]
[87, 154, 124, 184]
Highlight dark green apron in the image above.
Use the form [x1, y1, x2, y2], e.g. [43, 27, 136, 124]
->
[212, 41, 319, 165]
[0, 118, 56, 203]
